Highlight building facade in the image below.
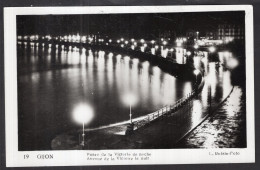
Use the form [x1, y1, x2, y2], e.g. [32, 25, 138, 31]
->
[217, 24, 244, 41]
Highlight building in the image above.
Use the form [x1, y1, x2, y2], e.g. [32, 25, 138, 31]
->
[217, 24, 244, 42]
[205, 31, 218, 40]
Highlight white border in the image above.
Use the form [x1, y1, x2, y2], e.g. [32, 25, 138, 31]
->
[4, 5, 254, 167]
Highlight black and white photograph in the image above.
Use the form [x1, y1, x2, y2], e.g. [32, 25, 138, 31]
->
[4, 6, 254, 166]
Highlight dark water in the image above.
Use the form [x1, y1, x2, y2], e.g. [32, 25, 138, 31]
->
[18, 44, 193, 150]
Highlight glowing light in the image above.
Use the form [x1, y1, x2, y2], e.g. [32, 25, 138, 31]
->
[109, 39, 112, 43]
[151, 40, 155, 44]
[191, 100, 202, 126]
[132, 58, 139, 65]
[155, 45, 159, 49]
[140, 39, 145, 43]
[187, 51, 191, 56]
[121, 38, 124, 41]
[116, 54, 122, 61]
[161, 49, 168, 58]
[151, 48, 155, 55]
[124, 56, 130, 63]
[98, 50, 105, 56]
[227, 57, 239, 69]
[122, 93, 138, 106]
[153, 66, 161, 77]
[209, 46, 216, 53]
[134, 42, 137, 46]
[117, 40, 120, 43]
[163, 41, 167, 45]
[194, 56, 201, 69]
[108, 52, 113, 58]
[194, 44, 199, 49]
[73, 104, 94, 125]
[121, 44, 124, 48]
[144, 43, 147, 47]
[125, 41, 129, 45]
[81, 36, 86, 42]
[88, 37, 93, 42]
[194, 69, 200, 76]
[131, 39, 135, 42]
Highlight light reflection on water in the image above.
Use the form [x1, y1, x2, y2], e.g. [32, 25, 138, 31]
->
[18, 45, 192, 133]
[18, 43, 241, 150]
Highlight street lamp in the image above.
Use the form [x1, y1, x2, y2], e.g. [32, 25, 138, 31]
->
[123, 93, 138, 124]
[193, 69, 200, 83]
[151, 40, 155, 48]
[194, 44, 199, 49]
[209, 46, 216, 53]
[170, 48, 174, 57]
[196, 31, 199, 40]
[163, 41, 167, 46]
[73, 104, 94, 147]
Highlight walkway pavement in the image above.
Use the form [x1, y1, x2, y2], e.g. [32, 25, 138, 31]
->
[175, 86, 246, 148]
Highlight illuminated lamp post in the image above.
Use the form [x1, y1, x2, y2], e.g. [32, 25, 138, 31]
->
[151, 40, 155, 48]
[123, 92, 138, 135]
[194, 44, 199, 50]
[73, 104, 94, 147]
[194, 69, 200, 94]
[162, 41, 167, 46]
[170, 48, 174, 57]
[196, 31, 199, 40]
[209, 46, 216, 53]
[187, 51, 191, 57]
[123, 93, 138, 125]
[194, 69, 200, 83]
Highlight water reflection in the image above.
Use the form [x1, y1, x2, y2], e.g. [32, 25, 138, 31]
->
[191, 99, 203, 127]
[17, 41, 242, 150]
[18, 45, 192, 149]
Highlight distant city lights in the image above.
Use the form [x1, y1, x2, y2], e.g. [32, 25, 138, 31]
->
[194, 44, 199, 49]
[209, 46, 216, 53]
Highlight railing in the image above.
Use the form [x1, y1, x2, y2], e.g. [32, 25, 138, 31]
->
[133, 78, 205, 130]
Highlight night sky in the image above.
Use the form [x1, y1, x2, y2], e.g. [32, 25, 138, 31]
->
[17, 11, 245, 39]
